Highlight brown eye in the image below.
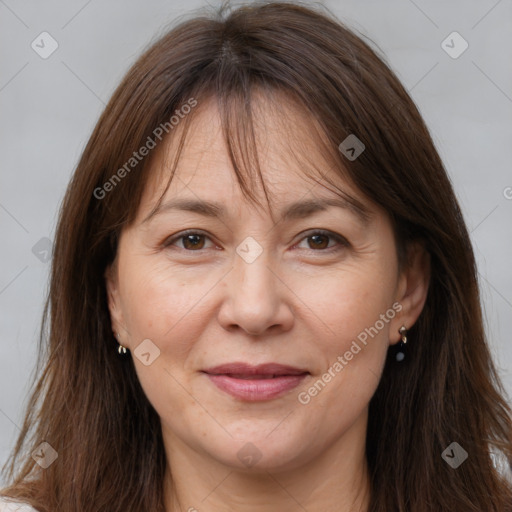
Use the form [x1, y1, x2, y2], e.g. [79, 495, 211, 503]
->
[308, 234, 330, 250]
[164, 231, 214, 251]
[181, 234, 206, 250]
[296, 230, 349, 252]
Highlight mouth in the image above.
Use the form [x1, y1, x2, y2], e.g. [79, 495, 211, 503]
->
[201, 362, 310, 401]
[214, 374, 302, 379]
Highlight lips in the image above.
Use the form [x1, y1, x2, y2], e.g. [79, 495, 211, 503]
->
[202, 362, 309, 401]
[203, 362, 309, 378]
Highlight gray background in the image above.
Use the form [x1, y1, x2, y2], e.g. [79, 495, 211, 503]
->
[1, 0, 511, 482]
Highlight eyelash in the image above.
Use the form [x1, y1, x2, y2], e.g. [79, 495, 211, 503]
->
[162, 229, 349, 254]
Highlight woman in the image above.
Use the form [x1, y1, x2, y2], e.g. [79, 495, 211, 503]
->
[1, 1, 511, 511]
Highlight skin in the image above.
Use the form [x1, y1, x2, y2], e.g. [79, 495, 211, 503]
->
[106, 93, 430, 512]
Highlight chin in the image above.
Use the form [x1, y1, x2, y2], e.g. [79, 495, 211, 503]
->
[201, 427, 314, 473]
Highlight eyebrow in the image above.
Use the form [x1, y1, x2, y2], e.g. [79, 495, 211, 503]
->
[142, 196, 372, 225]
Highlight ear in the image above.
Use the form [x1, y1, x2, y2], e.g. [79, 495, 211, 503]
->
[104, 262, 128, 341]
[390, 241, 430, 344]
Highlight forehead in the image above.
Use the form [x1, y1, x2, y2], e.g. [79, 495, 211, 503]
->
[137, 90, 368, 221]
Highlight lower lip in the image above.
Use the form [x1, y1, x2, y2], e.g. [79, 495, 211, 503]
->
[205, 373, 308, 401]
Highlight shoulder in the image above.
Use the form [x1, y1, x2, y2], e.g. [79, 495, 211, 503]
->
[0, 497, 38, 512]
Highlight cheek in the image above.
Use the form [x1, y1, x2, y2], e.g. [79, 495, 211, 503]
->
[117, 258, 213, 415]
[297, 265, 397, 347]
[292, 263, 397, 411]
[118, 256, 211, 354]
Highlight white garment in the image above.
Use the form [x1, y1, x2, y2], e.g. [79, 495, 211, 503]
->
[0, 497, 38, 512]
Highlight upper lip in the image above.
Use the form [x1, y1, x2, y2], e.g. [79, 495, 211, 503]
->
[202, 362, 310, 376]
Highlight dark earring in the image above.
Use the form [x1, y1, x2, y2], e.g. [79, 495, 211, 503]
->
[396, 325, 407, 362]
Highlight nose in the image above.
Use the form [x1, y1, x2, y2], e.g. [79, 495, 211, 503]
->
[217, 246, 294, 336]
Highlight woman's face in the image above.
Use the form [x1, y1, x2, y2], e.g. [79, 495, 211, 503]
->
[106, 95, 426, 474]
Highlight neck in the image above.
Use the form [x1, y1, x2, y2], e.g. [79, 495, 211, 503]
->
[162, 412, 371, 512]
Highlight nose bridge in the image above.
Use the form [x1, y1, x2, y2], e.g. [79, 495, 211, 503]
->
[233, 238, 277, 309]
[218, 234, 292, 335]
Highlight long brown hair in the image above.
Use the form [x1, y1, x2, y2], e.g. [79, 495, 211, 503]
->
[2, 2, 511, 510]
